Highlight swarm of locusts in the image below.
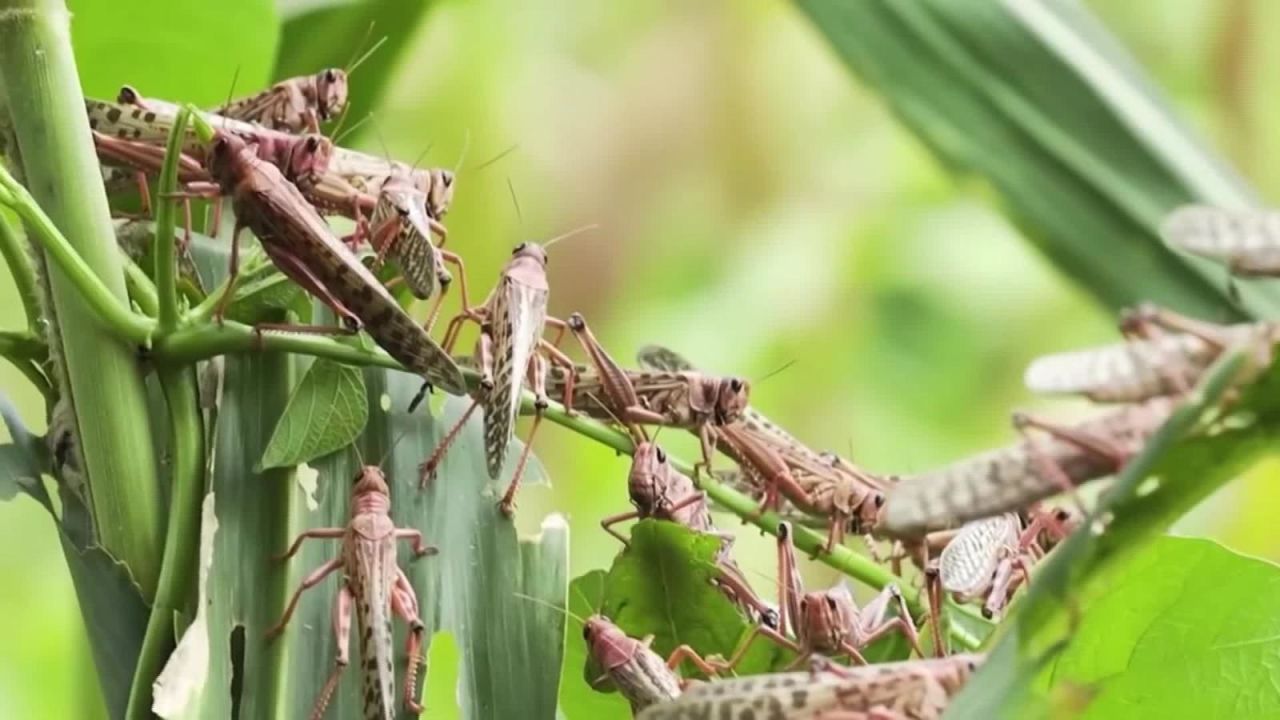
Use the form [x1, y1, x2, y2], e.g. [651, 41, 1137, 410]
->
[69, 58, 1280, 718]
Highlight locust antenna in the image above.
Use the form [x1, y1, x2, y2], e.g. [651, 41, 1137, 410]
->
[453, 129, 471, 174]
[410, 142, 436, 173]
[506, 177, 524, 226]
[351, 441, 367, 468]
[470, 144, 519, 174]
[542, 224, 599, 250]
[332, 112, 373, 146]
[585, 391, 648, 446]
[346, 29, 387, 76]
[512, 592, 588, 626]
[754, 358, 798, 386]
[375, 430, 410, 470]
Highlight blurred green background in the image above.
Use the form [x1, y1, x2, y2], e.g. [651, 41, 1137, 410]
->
[3, 0, 1279, 716]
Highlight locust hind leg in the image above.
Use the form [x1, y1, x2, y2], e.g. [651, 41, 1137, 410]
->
[419, 399, 480, 488]
[497, 352, 551, 517]
[1012, 412, 1124, 513]
[391, 569, 427, 715]
[309, 583, 353, 720]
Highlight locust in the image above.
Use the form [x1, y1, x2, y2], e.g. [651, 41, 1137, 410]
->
[563, 313, 749, 456]
[1024, 303, 1272, 403]
[196, 126, 466, 394]
[922, 507, 1077, 655]
[1162, 204, 1280, 276]
[723, 522, 923, 670]
[880, 398, 1176, 538]
[355, 170, 455, 301]
[417, 240, 576, 515]
[265, 465, 436, 720]
[601, 441, 776, 625]
[88, 96, 456, 233]
[216, 68, 348, 133]
[582, 614, 728, 714]
[636, 654, 984, 720]
[637, 344, 886, 553]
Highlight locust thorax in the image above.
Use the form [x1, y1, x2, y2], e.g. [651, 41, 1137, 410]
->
[583, 615, 638, 673]
[350, 466, 392, 515]
[797, 588, 854, 653]
[313, 68, 348, 121]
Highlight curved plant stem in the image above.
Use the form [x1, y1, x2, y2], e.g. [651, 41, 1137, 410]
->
[0, 210, 40, 331]
[0, 355, 53, 403]
[0, 168, 157, 345]
[0, 0, 163, 598]
[153, 107, 190, 333]
[121, 255, 159, 317]
[126, 366, 205, 720]
[151, 324, 984, 650]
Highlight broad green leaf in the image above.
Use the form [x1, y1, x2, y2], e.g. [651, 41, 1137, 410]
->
[68, 0, 279, 105]
[601, 521, 790, 677]
[795, 0, 1279, 320]
[0, 444, 38, 501]
[274, 0, 435, 136]
[0, 393, 48, 506]
[1048, 537, 1280, 718]
[258, 359, 368, 470]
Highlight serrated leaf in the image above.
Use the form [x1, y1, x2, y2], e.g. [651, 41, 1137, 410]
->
[601, 521, 790, 677]
[258, 359, 368, 470]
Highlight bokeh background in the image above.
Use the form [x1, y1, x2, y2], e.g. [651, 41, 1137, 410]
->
[3, 0, 1279, 716]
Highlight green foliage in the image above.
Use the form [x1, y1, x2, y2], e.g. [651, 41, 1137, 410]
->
[795, 0, 1277, 320]
[258, 359, 368, 471]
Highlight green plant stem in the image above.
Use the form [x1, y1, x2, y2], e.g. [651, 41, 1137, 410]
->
[0, 168, 157, 344]
[154, 108, 190, 332]
[0, 0, 163, 595]
[0, 355, 53, 403]
[0, 210, 40, 331]
[121, 255, 159, 317]
[152, 324, 984, 650]
[126, 366, 205, 720]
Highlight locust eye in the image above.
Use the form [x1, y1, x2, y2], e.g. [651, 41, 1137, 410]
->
[582, 625, 591, 641]
[306, 136, 320, 151]
[513, 242, 527, 254]
[825, 596, 838, 612]
[397, 206, 409, 217]
[730, 379, 743, 392]
[442, 173, 454, 187]
[324, 69, 338, 82]
[874, 494, 885, 508]
[655, 446, 666, 463]
[967, 659, 978, 672]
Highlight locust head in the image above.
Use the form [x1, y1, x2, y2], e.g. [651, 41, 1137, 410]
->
[504, 241, 550, 289]
[314, 68, 348, 121]
[205, 132, 254, 191]
[423, 168, 456, 219]
[285, 134, 334, 183]
[711, 377, 749, 425]
[350, 465, 392, 515]
[941, 653, 986, 694]
[583, 615, 636, 672]
[628, 442, 673, 513]
[796, 586, 856, 654]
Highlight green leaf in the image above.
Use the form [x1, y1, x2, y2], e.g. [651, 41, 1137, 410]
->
[0, 393, 48, 506]
[274, 0, 435, 137]
[258, 359, 368, 471]
[1047, 537, 1280, 718]
[601, 521, 790, 677]
[795, 0, 1280, 319]
[68, 0, 279, 105]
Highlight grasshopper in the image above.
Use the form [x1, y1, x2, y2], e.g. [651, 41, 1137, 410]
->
[583, 614, 728, 714]
[197, 127, 466, 394]
[216, 68, 348, 133]
[265, 465, 436, 719]
[418, 240, 576, 515]
[1162, 204, 1280, 276]
[636, 345, 886, 553]
[601, 442, 776, 625]
[880, 398, 1176, 538]
[921, 508, 1077, 655]
[1024, 304, 1273, 403]
[724, 522, 923, 669]
[356, 170, 456, 301]
[636, 654, 984, 720]
[565, 313, 749, 456]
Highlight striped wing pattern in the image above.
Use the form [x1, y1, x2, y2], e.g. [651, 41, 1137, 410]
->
[483, 278, 548, 479]
[346, 525, 398, 720]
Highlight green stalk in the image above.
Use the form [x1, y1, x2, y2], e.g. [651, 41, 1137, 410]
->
[153, 108, 190, 332]
[0, 0, 163, 594]
[126, 366, 204, 720]
[151, 324, 984, 649]
[0, 210, 40, 331]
